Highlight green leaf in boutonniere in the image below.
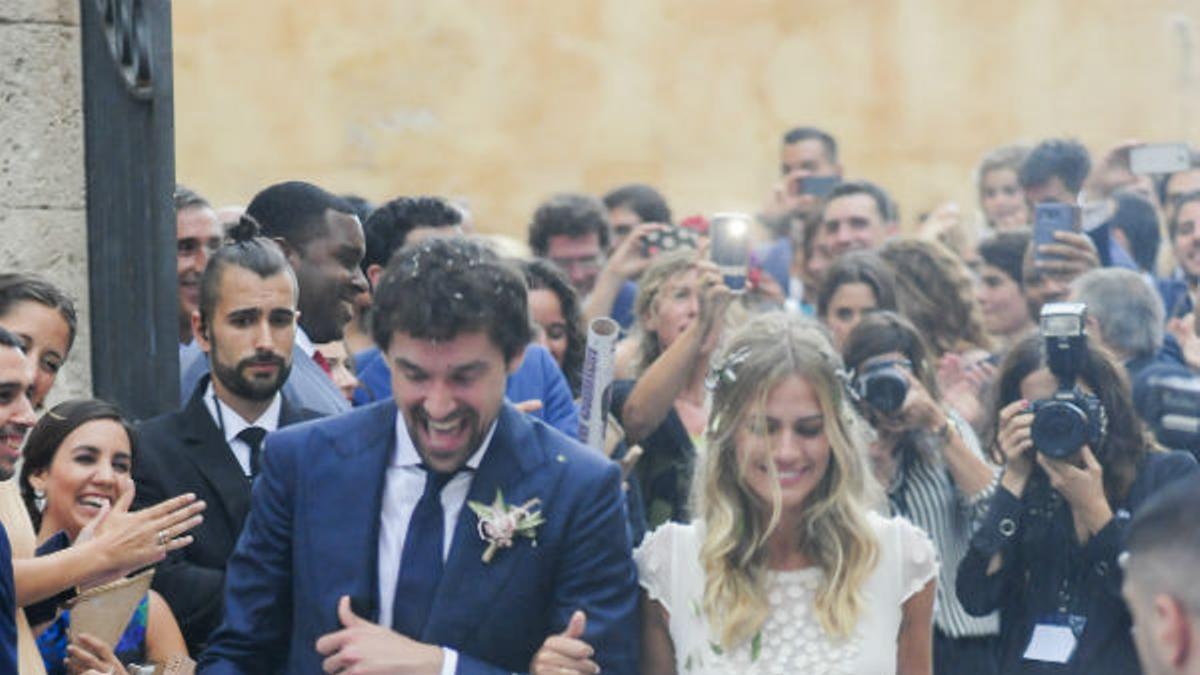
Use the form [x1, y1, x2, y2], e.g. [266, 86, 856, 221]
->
[750, 631, 762, 661]
[467, 489, 546, 563]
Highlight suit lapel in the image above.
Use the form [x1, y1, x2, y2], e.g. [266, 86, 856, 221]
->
[319, 401, 396, 625]
[177, 380, 253, 531]
[423, 406, 550, 642]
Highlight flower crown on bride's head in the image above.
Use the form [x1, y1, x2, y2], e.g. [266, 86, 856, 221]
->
[705, 346, 752, 393]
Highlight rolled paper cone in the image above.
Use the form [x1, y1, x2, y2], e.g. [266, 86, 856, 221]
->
[577, 317, 620, 451]
[67, 568, 155, 649]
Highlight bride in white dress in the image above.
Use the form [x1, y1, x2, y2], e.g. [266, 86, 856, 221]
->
[636, 313, 939, 674]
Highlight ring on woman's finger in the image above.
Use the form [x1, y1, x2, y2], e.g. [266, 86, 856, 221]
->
[157, 529, 170, 547]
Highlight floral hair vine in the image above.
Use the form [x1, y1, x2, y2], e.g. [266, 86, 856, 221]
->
[705, 346, 753, 392]
[837, 366, 861, 405]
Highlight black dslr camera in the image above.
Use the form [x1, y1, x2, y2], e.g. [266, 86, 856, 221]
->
[1029, 303, 1106, 459]
[853, 359, 910, 415]
[1145, 374, 1200, 451]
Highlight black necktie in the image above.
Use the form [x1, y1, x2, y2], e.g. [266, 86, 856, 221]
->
[237, 426, 268, 478]
[392, 468, 456, 636]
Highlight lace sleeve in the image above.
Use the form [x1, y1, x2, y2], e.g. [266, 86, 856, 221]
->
[634, 523, 682, 615]
[895, 516, 939, 603]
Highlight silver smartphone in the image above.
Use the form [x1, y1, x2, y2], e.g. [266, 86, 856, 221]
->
[1130, 143, 1191, 175]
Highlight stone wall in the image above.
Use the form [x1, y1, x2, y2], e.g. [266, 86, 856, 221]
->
[174, 1, 1200, 237]
[0, 0, 91, 403]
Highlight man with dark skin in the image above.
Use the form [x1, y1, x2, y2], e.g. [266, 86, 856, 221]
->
[181, 183, 368, 416]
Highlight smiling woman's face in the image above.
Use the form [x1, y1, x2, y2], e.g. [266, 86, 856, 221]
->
[30, 419, 132, 540]
[0, 300, 71, 410]
[735, 374, 831, 514]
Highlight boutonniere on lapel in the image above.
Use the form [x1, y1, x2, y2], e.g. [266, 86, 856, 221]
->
[468, 489, 546, 564]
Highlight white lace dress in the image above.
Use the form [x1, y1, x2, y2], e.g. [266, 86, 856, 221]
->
[634, 512, 938, 674]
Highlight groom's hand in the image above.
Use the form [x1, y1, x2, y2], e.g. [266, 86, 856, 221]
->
[530, 610, 600, 675]
[316, 596, 444, 674]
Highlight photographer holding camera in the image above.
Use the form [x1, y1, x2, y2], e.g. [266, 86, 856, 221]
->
[957, 303, 1199, 674]
[843, 311, 1000, 675]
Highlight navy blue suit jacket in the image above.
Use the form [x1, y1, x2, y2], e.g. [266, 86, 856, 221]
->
[199, 401, 639, 674]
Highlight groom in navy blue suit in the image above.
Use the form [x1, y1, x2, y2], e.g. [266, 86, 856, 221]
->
[200, 238, 639, 674]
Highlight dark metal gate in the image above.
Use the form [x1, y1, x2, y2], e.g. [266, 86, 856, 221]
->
[80, 0, 178, 420]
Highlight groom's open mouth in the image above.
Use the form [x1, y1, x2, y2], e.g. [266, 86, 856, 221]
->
[414, 409, 476, 456]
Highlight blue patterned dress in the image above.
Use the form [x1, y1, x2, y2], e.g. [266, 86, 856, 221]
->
[37, 594, 149, 675]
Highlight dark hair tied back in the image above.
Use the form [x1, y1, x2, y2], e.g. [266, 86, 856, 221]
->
[227, 215, 261, 243]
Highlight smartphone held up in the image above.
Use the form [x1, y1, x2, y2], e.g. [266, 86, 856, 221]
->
[790, 175, 840, 199]
[1129, 142, 1191, 175]
[709, 212, 753, 292]
[1033, 203, 1080, 263]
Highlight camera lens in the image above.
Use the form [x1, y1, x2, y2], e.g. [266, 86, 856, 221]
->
[862, 369, 909, 415]
[1031, 401, 1088, 459]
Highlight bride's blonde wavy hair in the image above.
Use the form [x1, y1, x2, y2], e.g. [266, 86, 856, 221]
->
[699, 312, 880, 649]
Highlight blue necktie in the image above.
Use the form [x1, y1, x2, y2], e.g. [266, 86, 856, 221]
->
[392, 468, 455, 636]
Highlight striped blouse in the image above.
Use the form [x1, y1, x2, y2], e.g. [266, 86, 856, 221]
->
[886, 411, 1001, 638]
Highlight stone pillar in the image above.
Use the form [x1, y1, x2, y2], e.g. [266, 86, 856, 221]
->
[0, 0, 91, 402]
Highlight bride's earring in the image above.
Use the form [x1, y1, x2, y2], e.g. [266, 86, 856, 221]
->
[33, 488, 46, 513]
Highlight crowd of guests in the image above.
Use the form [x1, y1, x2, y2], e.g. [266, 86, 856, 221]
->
[1, 127, 1200, 674]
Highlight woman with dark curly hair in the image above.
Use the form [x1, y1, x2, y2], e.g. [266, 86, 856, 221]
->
[880, 238, 995, 433]
[957, 334, 1198, 674]
[522, 259, 586, 397]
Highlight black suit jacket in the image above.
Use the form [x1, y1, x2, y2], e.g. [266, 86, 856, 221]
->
[133, 378, 320, 655]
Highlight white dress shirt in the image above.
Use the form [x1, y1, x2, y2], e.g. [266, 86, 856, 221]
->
[378, 411, 496, 675]
[202, 383, 283, 476]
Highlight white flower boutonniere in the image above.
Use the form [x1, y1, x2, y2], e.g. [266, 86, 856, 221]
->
[468, 489, 546, 564]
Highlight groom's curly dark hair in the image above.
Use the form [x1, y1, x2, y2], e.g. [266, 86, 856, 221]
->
[371, 237, 532, 361]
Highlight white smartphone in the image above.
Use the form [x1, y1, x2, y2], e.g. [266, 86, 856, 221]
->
[1130, 143, 1191, 175]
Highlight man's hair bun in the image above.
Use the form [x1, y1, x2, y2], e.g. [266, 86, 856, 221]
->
[227, 215, 262, 243]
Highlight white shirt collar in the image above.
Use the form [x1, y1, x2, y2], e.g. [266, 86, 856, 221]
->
[203, 381, 283, 445]
[295, 327, 316, 358]
[391, 409, 496, 471]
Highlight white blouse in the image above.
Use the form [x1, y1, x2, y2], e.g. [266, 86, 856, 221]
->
[635, 512, 938, 674]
